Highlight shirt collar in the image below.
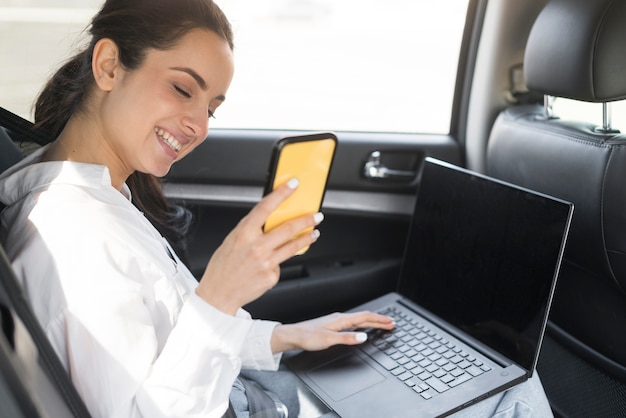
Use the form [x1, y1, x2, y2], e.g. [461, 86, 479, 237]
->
[0, 144, 132, 206]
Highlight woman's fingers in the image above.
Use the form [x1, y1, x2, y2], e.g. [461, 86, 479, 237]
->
[272, 311, 396, 352]
[198, 178, 326, 314]
[264, 212, 324, 262]
[241, 177, 325, 262]
[320, 312, 395, 348]
[326, 311, 396, 332]
[243, 178, 300, 230]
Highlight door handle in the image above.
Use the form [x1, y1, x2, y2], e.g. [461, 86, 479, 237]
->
[363, 151, 418, 180]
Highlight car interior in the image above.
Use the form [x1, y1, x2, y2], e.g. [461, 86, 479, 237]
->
[1, 0, 626, 416]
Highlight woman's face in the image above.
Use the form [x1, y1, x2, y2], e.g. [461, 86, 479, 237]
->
[98, 29, 234, 179]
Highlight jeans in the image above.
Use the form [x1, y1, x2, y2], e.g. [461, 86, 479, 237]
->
[230, 366, 553, 418]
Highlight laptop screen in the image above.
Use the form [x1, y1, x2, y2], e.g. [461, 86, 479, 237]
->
[398, 158, 572, 373]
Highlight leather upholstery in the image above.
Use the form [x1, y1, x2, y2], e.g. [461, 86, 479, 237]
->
[488, 105, 626, 366]
[487, 0, 626, 378]
[525, 0, 626, 102]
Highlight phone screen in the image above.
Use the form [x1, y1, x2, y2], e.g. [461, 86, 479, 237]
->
[263, 133, 337, 253]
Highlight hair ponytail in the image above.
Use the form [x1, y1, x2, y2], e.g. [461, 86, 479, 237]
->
[34, 50, 93, 141]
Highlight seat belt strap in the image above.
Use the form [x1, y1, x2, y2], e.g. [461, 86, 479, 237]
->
[0, 107, 49, 146]
[0, 206, 91, 417]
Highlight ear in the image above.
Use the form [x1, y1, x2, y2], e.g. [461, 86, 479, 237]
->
[92, 38, 120, 92]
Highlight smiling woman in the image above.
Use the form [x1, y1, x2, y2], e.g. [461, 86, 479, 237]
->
[0, 1, 398, 417]
[41, 29, 234, 185]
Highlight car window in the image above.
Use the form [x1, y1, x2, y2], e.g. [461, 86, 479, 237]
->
[553, 98, 626, 132]
[0, 0, 470, 135]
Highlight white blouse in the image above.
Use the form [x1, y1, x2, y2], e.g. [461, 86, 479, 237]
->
[0, 146, 281, 418]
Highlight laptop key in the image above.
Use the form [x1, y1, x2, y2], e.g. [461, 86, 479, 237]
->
[420, 391, 434, 400]
[397, 357, 410, 366]
[391, 367, 406, 376]
[362, 344, 399, 371]
[370, 350, 399, 371]
[417, 371, 431, 381]
[441, 374, 455, 384]
[425, 377, 449, 393]
[443, 363, 456, 372]
[365, 305, 488, 398]
[458, 360, 472, 369]
[448, 373, 472, 387]
[466, 365, 484, 377]
[398, 371, 413, 381]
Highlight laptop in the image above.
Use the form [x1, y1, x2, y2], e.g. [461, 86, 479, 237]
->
[285, 157, 573, 418]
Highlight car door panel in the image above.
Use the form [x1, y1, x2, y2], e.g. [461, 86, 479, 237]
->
[165, 130, 462, 322]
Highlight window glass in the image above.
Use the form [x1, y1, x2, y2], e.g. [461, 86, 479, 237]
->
[0, 0, 469, 134]
[552, 98, 626, 133]
[0, 1, 98, 119]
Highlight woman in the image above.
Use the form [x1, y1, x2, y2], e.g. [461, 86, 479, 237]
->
[0, 0, 552, 417]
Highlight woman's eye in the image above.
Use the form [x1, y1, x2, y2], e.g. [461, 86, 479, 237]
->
[174, 85, 191, 98]
[208, 109, 216, 119]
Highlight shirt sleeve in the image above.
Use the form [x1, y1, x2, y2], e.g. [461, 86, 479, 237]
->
[54, 270, 255, 418]
[19, 203, 257, 418]
[239, 318, 282, 371]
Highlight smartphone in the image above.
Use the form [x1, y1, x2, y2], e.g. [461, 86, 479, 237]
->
[263, 132, 337, 254]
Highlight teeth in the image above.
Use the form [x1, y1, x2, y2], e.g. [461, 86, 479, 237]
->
[155, 127, 182, 152]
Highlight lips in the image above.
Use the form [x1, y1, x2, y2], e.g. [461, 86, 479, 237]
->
[155, 127, 182, 152]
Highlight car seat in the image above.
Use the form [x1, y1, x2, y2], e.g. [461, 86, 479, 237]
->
[486, 0, 626, 416]
[0, 109, 91, 417]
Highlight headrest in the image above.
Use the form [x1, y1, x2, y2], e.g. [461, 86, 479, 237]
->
[524, 0, 626, 102]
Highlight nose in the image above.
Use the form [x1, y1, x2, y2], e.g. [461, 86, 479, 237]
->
[182, 106, 209, 140]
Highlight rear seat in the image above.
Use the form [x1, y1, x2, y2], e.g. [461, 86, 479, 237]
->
[485, 0, 626, 416]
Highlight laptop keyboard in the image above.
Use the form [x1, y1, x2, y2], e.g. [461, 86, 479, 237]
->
[359, 306, 492, 400]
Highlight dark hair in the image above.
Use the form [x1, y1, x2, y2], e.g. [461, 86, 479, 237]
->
[33, 0, 234, 263]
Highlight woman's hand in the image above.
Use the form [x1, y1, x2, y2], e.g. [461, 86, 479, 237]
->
[196, 179, 323, 315]
[270, 311, 396, 353]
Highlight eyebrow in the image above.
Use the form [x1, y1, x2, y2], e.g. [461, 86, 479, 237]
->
[170, 66, 206, 88]
[169, 67, 226, 102]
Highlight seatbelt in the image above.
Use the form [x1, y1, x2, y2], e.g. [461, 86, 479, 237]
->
[0, 107, 49, 146]
[0, 304, 43, 417]
[0, 246, 92, 417]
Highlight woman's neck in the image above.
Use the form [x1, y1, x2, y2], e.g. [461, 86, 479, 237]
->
[42, 115, 131, 190]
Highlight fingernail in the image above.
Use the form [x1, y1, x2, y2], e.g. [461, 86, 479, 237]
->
[287, 178, 299, 189]
[311, 229, 320, 240]
[313, 212, 324, 224]
[355, 332, 367, 343]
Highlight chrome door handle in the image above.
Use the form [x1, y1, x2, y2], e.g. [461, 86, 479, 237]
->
[363, 151, 417, 180]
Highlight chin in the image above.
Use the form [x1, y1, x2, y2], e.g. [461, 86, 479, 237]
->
[144, 164, 173, 179]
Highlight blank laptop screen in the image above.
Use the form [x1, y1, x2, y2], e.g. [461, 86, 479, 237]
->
[398, 158, 572, 373]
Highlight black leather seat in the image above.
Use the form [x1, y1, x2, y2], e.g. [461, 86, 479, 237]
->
[0, 109, 91, 417]
[0, 127, 22, 173]
[486, 0, 626, 416]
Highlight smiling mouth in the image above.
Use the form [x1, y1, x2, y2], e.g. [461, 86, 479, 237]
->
[155, 127, 182, 152]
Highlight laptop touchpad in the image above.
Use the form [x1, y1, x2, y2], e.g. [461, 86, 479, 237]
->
[306, 354, 385, 401]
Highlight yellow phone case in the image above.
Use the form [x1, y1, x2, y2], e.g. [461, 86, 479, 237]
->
[263, 133, 337, 254]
